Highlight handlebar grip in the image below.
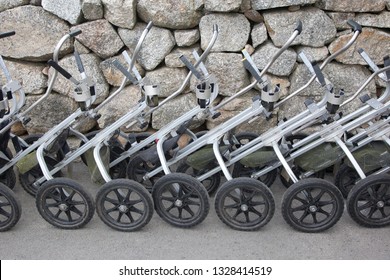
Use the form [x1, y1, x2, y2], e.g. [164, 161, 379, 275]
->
[74, 49, 85, 73]
[146, 21, 153, 31]
[384, 55, 390, 80]
[312, 62, 326, 87]
[89, 86, 96, 97]
[7, 91, 13, 100]
[0, 91, 3, 101]
[47, 59, 72, 80]
[179, 55, 203, 80]
[347, 20, 362, 32]
[295, 20, 303, 35]
[213, 24, 218, 33]
[69, 29, 82, 37]
[0, 31, 16, 39]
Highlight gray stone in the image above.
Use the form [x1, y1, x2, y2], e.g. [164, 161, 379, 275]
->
[101, 0, 136, 29]
[0, 0, 29, 12]
[251, 0, 316, 10]
[49, 53, 109, 105]
[252, 41, 297, 76]
[355, 12, 390, 29]
[327, 12, 356, 30]
[74, 41, 91, 55]
[205, 0, 242, 12]
[70, 20, 124, 59]
[82, 0, 103, 20]
[0, 59, 47, 95]
[174, 29, 200, 47]
[97, 85, 148, 132]
[24, 92, 78, 134]
[206, 90, 278, 135]
[328, 28, 390, 65]
[144, 66, 189, 98]
[151, 93, 201, 130]
[387, 0, 390, 10]
[100, 51, 145, 87]
[296, 46, 329, 63]
[0, 6, 72, 62]
[137, 0, 203, 29]
[191, 52, 250, 97]
[287, 62, 376, 117]
[251, 22, 268, 48]
[241, 0, 251, 12]
[263, 7, 337, 48]
[244, 9, 263, 23]
[199, 13, 251, 52]
[42, 0, 83, 25]
[118, 23, 175, 71]
[317, 0, 386, 12]
[165, 45, 202, 68]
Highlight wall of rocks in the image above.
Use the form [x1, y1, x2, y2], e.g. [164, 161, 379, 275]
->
[1, 0, 389, 136]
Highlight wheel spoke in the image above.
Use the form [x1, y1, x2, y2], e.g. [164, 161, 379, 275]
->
[0, 201, 11, 208]
[317, 208, 331, 217]
[224, 202, 240, 209]
[379, 207, 388, 218]
[125, 211, 135, 223]
[291, 204, 307, 212]
[105, 205, 119, 213]
[161, 195, 176, 202]
[248, 206, 263, 218]
[54, 209, 61, 218]
[165, 203, 175, 213]
[233, 209, 242, 219]
[367, 206, 377, 218]
[311, 212, 318, 224]
[317, 199, 336, 207]
[226, 193, 240, 203]
[298, 210, 310, 222]
[293, 196, 308, 205]
[128, 199, 143, 205]
[313, 190, 326, 202]
[183, 205, 195, 217]
[65, 210, 73, 222]
[45, 201, 62, 208]
[116, 212, 124, 222]
[244, 211, 250, 222]
[249, 200, 266, 207]
[377, 184, 389, 199]
[0, 207, 11, 218]
[124, 189, 132, 202]
[186, 198, 201, 206]
[104, 197, 120, 205]
[114, 189, 124, 202]
[357, 201, 374, 211]
[177, 207, 183, 219]
[69, 205, 83, 217]
[129, 206, 144, 215]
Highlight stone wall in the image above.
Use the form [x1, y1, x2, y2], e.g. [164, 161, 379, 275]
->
[1, 0, 389, 135]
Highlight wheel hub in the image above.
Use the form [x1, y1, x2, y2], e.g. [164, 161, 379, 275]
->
[241, 204, 248, 212]
[118, 205, 128, 213]
[377, 201, 385, 208]
[309, 205, 318, 213]
[175, 200, 183, 207]
[59, 203, 68, 211]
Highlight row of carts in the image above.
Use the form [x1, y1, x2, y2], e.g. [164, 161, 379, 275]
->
[0, 20, 389, 233]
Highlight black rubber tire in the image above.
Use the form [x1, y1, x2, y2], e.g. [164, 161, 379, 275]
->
[0, 148, 16, 189]
[0, 183, 22, 232]
[176, 161, 221, 195]
[334, 164, 360, 199]
[35, 178, 95, 229]
[19, 157, 62, 197]
[347, 174, 390, 228]
[126, 154, 163, 192]
[152, 173, 210, 228]
[234, 131, 259, 146]
[214, 178, 275, 231]
[96, 179, 154, 231]
[0, 169, 16, 190]
[281, 178, 344, 233]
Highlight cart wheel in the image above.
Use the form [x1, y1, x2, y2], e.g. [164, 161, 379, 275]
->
[0, 183, 21, 232]
[232, 162, 277, 187]
[19, 157, 62, 197]
[36, 178, 95, 229]
[176, 161, 221, 195]
[347, 174, 390, 228]
[0, 169, 16, 190]
[334, 164, 360, 199]
[152, 173, 210, 228]
[126, 155, 163, 192]
[214, 178, 275, 231]
[281, 178, 344, 233]
[96, 179, 153, 231]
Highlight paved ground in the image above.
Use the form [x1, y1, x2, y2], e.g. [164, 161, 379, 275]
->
[1, 162, 389, 260]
